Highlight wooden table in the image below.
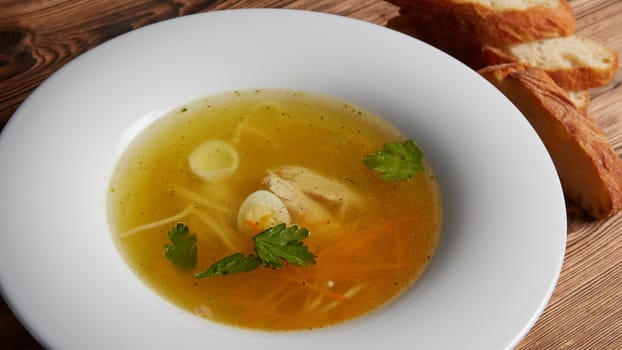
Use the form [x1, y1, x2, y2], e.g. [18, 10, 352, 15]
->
[1, 0, 620, 348]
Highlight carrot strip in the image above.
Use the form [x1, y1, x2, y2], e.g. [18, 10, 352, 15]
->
[317, 217, 419, 258]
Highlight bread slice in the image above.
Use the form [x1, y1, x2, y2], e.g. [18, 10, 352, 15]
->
[386, 14, 486, 68]
[389, 0, 575, 46]
[481, 35, 620, 90]
[386, 16, 592, 112]
[479, 63, 622, 218]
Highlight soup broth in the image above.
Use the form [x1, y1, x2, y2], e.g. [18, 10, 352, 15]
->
[108, 89, 442, 330]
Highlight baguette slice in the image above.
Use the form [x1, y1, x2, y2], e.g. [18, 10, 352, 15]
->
[386, 16, 592, 112]
[479, 63, 622, 218]
[389, 0, 575, 46]
[386, 14, 486, 68]
[481, 35, 619, 90]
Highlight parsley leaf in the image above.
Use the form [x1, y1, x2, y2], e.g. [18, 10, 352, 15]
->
[164, 223, 198, 271]
[363, 140, 423, 181]
[195, 253, 261, 278]
[253, 223, 316, 268]
[187, 223, 316, 279]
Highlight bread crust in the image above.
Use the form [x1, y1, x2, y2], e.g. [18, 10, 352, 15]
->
[390, 0, 575, 46]
[566, 90, 590, 113]
[479, 63, 622, 218]
[386, 14, 486, 68]
[481, 43, 620, 90]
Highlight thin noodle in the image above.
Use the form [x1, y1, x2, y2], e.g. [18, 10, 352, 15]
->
[343, 283, 367, 298]
[321, 300, 340, 312]
[267, 289, 299, 314]
[118, 205, 194, 238]
[232, 122, 274, 145]
[305, 293, 325, 311]
[320, 283, 367, 312]
[304, 283, 351, 303]
[273, 272, 351, 303]
[192, 209, 236, 249]
[173, 186, 232, 214]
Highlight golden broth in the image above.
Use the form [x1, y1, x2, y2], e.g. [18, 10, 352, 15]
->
[108, 89, 442, 330]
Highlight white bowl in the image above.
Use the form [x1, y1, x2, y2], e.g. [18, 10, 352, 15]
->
[0, 9, 566, 350]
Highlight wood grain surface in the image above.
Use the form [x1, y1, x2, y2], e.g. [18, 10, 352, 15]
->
[1, 0, 621, 349]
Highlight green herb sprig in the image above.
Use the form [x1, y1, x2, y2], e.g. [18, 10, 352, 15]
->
[196, 223, 316, 278]
[195, 253, 261, 278]
[164, 223, 198, 271]
[253, 223, 316, 268]
[164, 223, 316, 278]
[364, 140, 423, 181]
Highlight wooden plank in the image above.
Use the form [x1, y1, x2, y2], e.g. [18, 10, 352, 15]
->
[0, 0, 222, 130]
